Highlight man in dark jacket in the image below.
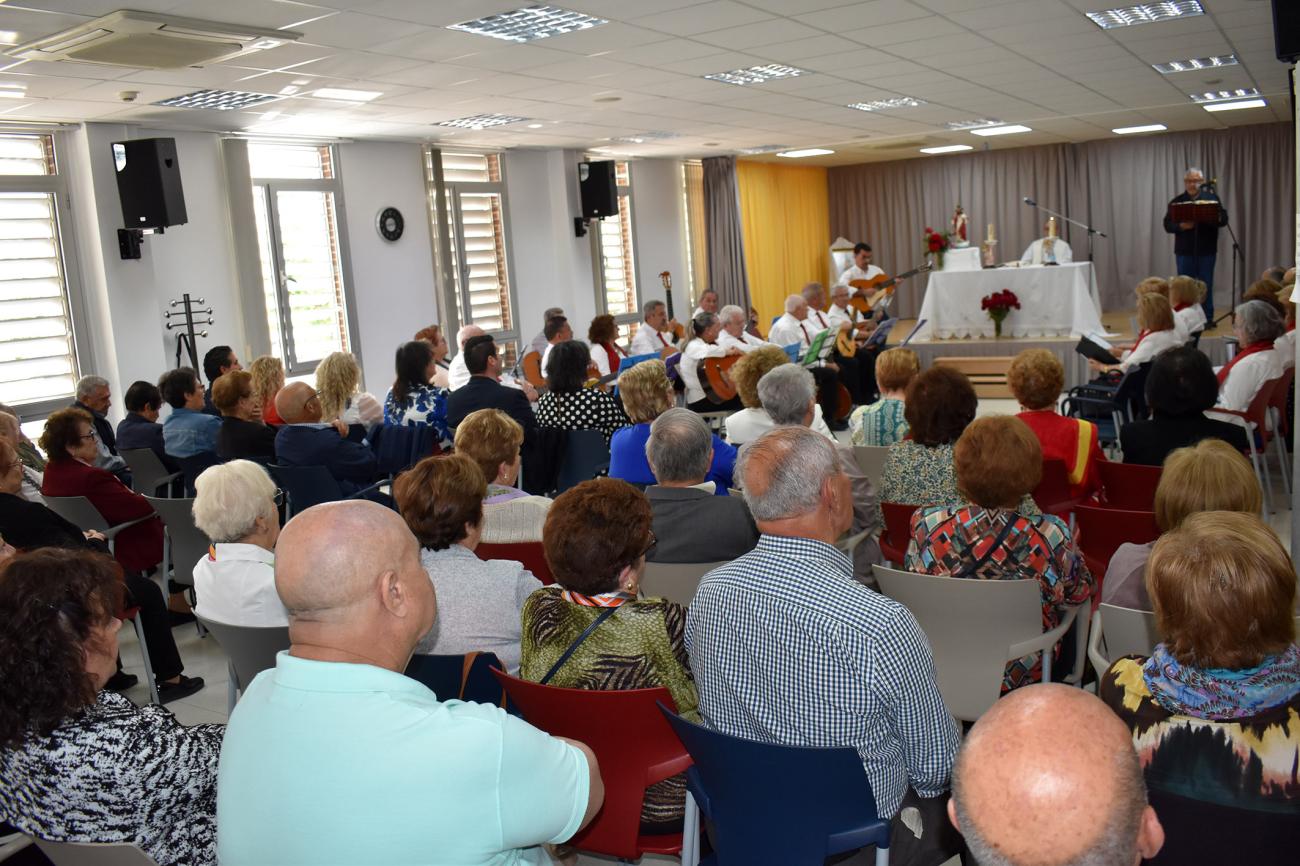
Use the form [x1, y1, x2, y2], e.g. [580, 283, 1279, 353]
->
[116, 380, 179, 472]
[274, 382, 379, 497]
[446, 335, 538, 437]
[1162, 167, 1228, 321]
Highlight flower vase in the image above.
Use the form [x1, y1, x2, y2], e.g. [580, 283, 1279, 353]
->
[994, 318, 1003, 339]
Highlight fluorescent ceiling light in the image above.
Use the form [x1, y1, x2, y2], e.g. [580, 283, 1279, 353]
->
[436, 113, 528, 129]
[311, 87, 382, 102]
[1152, 53, 1236, 74]
[847, 97, 925, 111]
[970, 124, 1031, 136]
[944, 118, 1001, 130]
[704, 64, 805, 86]
[154, 89, 280, 110]
[526, 123, 544, 129]
[920, 145, 973, 154]
[1190, 87, 1259, 103]
[0, 90, 26, 100]
[448, 5, 607, 43]
[1112, 123, 1167, 134]
[776, 148, 833, 158]
[1085, 1, 1203, 29]
[737, 145, 788, 155]
[610, 131, 678, 144]
[1203, 98, 1266, 112]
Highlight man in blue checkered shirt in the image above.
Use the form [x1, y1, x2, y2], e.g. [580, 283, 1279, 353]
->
[686, 426, 961, 865]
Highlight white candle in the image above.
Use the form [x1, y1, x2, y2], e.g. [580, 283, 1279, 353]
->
[987, 222, 996, 242]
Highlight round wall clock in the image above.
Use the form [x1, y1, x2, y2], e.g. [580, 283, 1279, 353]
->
[376, 206, 404, 242]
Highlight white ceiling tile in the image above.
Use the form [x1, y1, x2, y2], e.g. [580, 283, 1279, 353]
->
[163, 0, 340, 31]
[795, 0, 934, 33]
[291, 12, 430, 50]
[842, 15, 967, 46]
[694, 19, 824, 50]
[630, 1, 775, 37]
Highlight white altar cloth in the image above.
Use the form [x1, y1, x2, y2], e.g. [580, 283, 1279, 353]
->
[940, 246, 982, 272]
[914, 262, 1104, 340]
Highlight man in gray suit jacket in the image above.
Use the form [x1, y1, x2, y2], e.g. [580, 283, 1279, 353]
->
[645, 409, 759, 564]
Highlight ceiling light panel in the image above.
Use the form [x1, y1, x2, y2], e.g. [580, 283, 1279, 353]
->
[970, 124, 1032, 136]
[1203, 99, 1266, 112]
[737, 145, 789, 155]
[448, 6, 608, 43]
[1190, 87, 1259, 104]
[944, 118, 1002, 130]
[1112, 124, 1167, 134]
[1152, 54, 1237, 74]
[704, 64, 806, 86]
[1085, 2, 1203, 30]
[311, 88, 382, 102]
[920, 145, 973, 154]
[610, 132, 680, 144]
[847, 97, 925, 112]
[436, 113, 529, 129]
[776, 148, 834, 158]
[154, 89, 280, 111]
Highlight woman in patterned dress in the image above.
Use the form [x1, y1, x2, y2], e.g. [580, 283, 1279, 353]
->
[849, 347, 919, 446]
[534, 340, 630, 446]
[906, 415, 1092, 691]
[0, 549, 223, 866]
[519, 478, 697, 833]
[383, 339, 451, 451]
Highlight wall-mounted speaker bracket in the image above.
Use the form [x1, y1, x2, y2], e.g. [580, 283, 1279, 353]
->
[118, 228, 144, 260]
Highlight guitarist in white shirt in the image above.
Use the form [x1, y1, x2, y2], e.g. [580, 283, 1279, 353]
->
[805, 283, 868, 408]
[838, 242, 885, 286]
[630, 299, 679, 358]
[767, 294, 847, 430]
[828, 283, 883, 403]
[717, 305, 769, 353]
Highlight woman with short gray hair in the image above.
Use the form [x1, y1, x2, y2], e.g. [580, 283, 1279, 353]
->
[191, 459, 287, 627]
[1217, 299, 1287, 413]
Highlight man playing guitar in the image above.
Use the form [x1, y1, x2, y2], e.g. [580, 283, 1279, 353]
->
[827, 283, 883, 402]
[838, 242, 889, 287]
[630, 299, 680, 359]
[803, 283, 869, 407]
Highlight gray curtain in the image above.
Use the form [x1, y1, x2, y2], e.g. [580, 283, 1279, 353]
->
[828, 122, 1295, 318]
[703, 155, 751, 312]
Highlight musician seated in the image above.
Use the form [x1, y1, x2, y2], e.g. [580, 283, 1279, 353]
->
[529, 306, 564, 358]
[540, 315, 573, 377]
[630, 299, 679, 358]
[768, 294, 845, 431]
[716, 304, 768, 353]
[1089, 294, 1183, 376]
[681, 312, 742, 413]
[692, 288, 718, 318]
[828, 283, 883, 403]
[588, 313, 628, 380]
[1021, 219, 1072, 265]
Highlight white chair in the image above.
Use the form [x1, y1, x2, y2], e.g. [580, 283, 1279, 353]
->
[41, 496, 154, 557]
[33, 839, 159, 866]
[1086, 603, 1160, 680]
[852, 445, 891, 489]
[872, 564, 1085, 722]
[195, 616, 290, 713]
[641, 561, 728, 607]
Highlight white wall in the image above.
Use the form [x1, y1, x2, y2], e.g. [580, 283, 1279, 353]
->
[629, 158, 690, 318]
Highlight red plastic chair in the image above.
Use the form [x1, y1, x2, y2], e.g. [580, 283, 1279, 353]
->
[1207, 376, 1283, 512]
[475, 541, 553, 585]
[491, 671, 692, 860]
[1097, 462, 1162, 511]
[1073, 505, 1160, 597]
[880, 502, 919, 565]
[1033, 459, 1082, 519]
[1267, 365, 1294, 438]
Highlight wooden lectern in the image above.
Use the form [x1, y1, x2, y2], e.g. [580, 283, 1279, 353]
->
[1167, 200, 1221, 224]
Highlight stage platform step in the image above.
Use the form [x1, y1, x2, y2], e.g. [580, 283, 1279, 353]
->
[933, 355, 1014, 399]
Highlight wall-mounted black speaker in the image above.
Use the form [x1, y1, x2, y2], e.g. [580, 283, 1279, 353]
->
[1274, 0, 1299, 63]
[112, 137, 187, 230]
[578, 160, 618, 220]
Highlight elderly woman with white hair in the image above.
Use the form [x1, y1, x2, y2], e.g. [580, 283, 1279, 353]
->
[191, 459, 287, 627]
[1216, 299, 1287, 413]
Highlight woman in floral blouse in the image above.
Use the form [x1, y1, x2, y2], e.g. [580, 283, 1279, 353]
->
[906, 415, 1092, 690]
[534, 340, 629, 446]
[383, 340, 451, 451]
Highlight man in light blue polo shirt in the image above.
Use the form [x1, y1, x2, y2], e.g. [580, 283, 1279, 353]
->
[217, 500, 603, 865]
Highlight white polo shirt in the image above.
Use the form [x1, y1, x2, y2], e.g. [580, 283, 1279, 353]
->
[192, 543, 288, 628]
[681, 339, 728, 405]
[717, 330, 769, 353]
[630, 322, 674, 357]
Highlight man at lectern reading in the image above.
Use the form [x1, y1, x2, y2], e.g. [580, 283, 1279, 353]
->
[1163, 167, 1228, 321]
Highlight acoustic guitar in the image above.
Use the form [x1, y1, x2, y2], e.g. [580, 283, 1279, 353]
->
[521, 350, 547, 391]
[700, 353, 742, 403]
[660, 271, 687, 345]
[847, 262, 933, 317]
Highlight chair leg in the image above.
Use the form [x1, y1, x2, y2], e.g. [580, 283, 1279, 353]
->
[129, 615, 161, 705]
[1270, 409, 1291, 497]
[681, 790, 700, 866]
[875, 844, 889, 866]
[1042, 647, 1053, 684]
[1248, 436, 1274, 514]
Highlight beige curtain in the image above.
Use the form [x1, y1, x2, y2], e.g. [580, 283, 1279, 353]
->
[703, 155, 751, 312]
[828, 122, 1295, 318]
[683, 161, 708, 311]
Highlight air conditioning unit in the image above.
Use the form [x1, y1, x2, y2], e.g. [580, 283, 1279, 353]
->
[8, 11, 303, 69]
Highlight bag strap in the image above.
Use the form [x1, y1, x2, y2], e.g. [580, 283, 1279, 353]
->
[955, 515, 1020, 579]
[540, 606, 618, 685]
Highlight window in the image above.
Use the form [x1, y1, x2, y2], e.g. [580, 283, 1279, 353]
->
[248, 143, 356, 376]
[591, 161, 639, 346]
[0, 133, 86, 416]
[426, 150, 520, 365]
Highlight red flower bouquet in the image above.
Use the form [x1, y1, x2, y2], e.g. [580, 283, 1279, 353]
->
[922, 227, 951, 268]
[980, 289, 1020, 338]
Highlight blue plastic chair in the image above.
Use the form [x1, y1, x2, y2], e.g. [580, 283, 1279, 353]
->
[404, 651, 507, 707]
[553, 429, 611, 494]
[659, 704, 891, 866]
[176, 451, 222, 497]
[267, 464, 384, 517]
[371, 423, 438, 476]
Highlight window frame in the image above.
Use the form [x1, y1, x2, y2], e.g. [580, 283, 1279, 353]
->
[248, 143, 361, 378]
[0, 129, 91, 421]
[589, 160, 641, 343]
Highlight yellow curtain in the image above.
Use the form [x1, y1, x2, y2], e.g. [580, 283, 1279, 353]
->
[736, 161, 830, 332]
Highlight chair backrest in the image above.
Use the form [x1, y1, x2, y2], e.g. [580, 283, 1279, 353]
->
[554, 429, 611, 494]
[475, 541, 554, 585]
[1268, 365, 1294, 416]
[640, 560, 728, 607]
[176, 451, 222, 497]
[879, 501, 919, 564]
[120, 448, 175, 496]
[404, 652, 506, 705]
[142, 496, 209, 588]
[267, 464, 345, 515]
[1097, 462, 1162, 511]
[34, 839, 159, 866]
[659, 706, 889, 866]
[195, 617, 289, 691]
[42, 495, 111, 533]
[1073, 505, 1160, 577]
[1114, 362, 1151, 420]
[491, 670, 691, 859]
[1032, 459, 1074, 513]
[851, 444, 890, 488]
[370, 423, 437, 476]
[1095, 603, 1160, 669]
[872, 564, 1044, 721]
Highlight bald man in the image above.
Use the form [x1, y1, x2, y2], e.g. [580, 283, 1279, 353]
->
[950, 684, 1164, 866]
[273, 382, 379, 496]
[218, 501, 602, 864]
[448, 324, 487, 392]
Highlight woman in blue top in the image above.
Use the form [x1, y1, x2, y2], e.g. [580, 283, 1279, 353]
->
[383, 340, 451, 451]
[608, 359, 736, 495]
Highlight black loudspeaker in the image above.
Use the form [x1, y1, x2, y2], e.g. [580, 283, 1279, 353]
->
[112, 137, 187, 229]
[1274, 0, 1300, 64]
[578, 160, 618, 220]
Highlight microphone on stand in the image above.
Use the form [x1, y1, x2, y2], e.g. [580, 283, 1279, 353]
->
[1023, 197, 1037, 206]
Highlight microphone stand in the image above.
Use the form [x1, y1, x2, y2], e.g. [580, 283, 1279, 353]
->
[1203, 180, 1242, 329]
[1023, 198, 1108, 263]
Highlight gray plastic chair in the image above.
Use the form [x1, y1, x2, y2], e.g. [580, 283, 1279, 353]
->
[852, 445, 891, 489]
[641, 561, 728, 607]
[142, 496, 210, 591]
[0, 831, 32, 863]
[33, 839, 158, 866]
[41, 496, 154, 555]
[195, 616, 289, 713]
[120, 448, 181, 497]
[872, 564, 1084, 722]
[1086, 604, 1161, 680]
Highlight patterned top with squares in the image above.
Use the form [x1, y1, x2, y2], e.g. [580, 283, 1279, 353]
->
[905, 505, 1094, 690]
[534, 389, 630, 445]
[685, 534, 959, 819]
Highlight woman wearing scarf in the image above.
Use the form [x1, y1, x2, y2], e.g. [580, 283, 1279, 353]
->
[1088, 293, 1184, 377]
[1100, 511, 1300, 865]
[587, 314, 628, 381]
[1216, 299, 1286, 412]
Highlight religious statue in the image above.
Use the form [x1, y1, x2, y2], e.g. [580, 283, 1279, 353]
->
[951, 204, 969, 247]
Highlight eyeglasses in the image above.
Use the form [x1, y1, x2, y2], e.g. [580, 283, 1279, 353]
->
[77, 432, 97, 442]
[273, 488, 285, 506]
[638, 530, 657, 560]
